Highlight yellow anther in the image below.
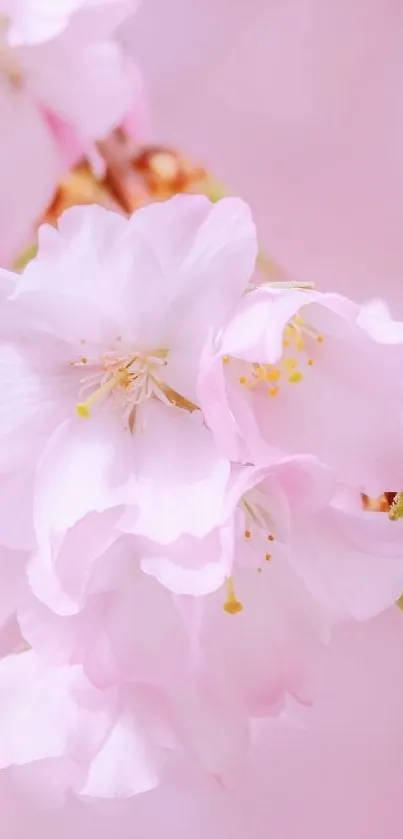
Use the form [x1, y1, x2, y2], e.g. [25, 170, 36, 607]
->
[296, 337, 305, 351]
[268, 386, 279, 397]
[316, 335, 324, 343]
[307, 358, 315, 366]
[283, 358, 298, 371]
[289, 371, 303, 384]
[76, 403, 91, 418]
[223, 578, 243, 615]
[282, 340, 290, 348]
[266, 368, 281, 382]
[223, 355, 230, 364]
[265, 553, 272, 562]
[80, 357, 88, 364]
[239, 376, 248, 385]
[244, 529, 252, 539]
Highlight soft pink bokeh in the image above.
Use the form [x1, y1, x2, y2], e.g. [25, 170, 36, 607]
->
[127, 0, 403, 311]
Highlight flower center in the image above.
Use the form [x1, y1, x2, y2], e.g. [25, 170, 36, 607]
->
[72, 345, 198, 429]
[225, 313, 324, 397]
[0, 18, 22, 86]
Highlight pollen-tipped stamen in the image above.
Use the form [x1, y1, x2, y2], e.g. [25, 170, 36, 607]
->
[76, 368, 127, 418]
[223, 577, 243, 615]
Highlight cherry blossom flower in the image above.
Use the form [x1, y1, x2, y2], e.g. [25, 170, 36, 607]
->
[198, 286, 403, 493]
[0, 649, 173, 801]
[0, 196, 256, 575]
[13, 553, 322, 795]
[0, 0, 143, 263]
[11, 461, 331, 726]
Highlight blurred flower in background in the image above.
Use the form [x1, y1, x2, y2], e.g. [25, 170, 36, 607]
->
[0, 0, 144, 265]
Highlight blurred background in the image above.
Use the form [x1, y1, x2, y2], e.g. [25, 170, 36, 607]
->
[125, 0, 403, 312]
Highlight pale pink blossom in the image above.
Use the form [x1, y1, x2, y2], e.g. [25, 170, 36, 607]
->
[1, 610, 403, 834]
[136, 455, 333, 593]
[0, 755, 253, 837]
[134, 457, 403, 716]
[0, 0, 143, 263]
[19, 527, 331, 720]
[16, 454, 403, 722]
[14, 558, 317, 785]
[134, 452, 403, 619]
[0, 640, 250, 800]
[198, 286, 403, 493]
[0, 649, 173, 802]
[12, 461, 330, 719]
[0, 197, 255, 573]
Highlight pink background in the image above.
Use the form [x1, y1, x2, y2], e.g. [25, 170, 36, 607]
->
[127, 0, 403, 312]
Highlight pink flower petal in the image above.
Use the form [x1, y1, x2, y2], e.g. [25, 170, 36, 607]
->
[120, 401, 230, 543]
[78, 684, 173, 798]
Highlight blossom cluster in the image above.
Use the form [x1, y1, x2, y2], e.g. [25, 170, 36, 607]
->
[0, 193, 403, 804]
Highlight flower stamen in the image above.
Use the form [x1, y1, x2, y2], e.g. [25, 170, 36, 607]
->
[74, 347, 199, 423]
[76, 367, 128, 417]
[223, 577, 243, 615]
